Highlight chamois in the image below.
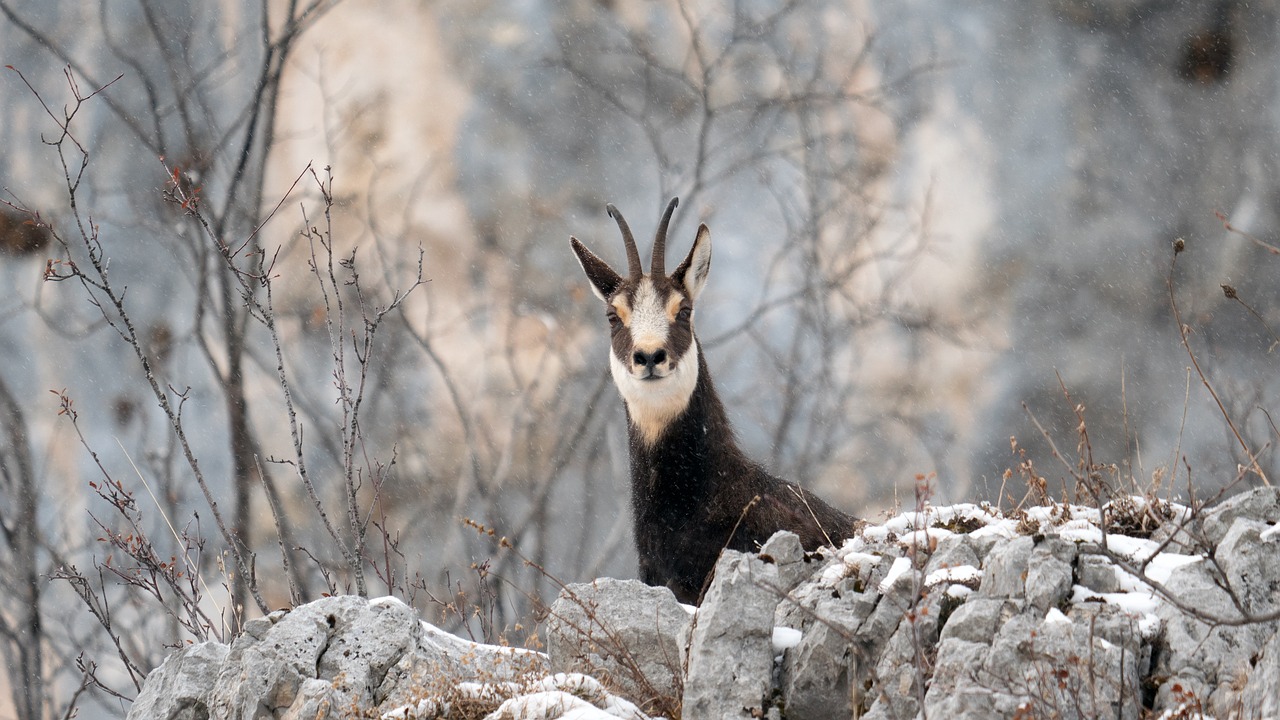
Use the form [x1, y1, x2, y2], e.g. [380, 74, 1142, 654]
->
[571, 197, 857, 604]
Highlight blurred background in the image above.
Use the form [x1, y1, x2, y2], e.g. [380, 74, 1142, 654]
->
[1, 0, 1278, 716]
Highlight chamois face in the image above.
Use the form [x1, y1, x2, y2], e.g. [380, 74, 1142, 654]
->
[571, 198, 712, 445]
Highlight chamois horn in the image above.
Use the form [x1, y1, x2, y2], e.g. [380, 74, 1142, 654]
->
[606, 203, 643, 281]
[651, 197, 679, 278]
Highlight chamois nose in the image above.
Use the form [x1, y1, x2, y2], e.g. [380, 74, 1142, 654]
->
[633, 348, 667, 369]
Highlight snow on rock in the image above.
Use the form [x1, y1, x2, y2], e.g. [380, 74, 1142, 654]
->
[126, 492, 1280, 720]
[819, 539, 882, 584]
[1044, 607, 1071, 625]
[381, 673, 654, 720]
[924, 563, 982, 588]
[878, 555, 915, 593]
[484, 691, 622, 720]
[771, 626, 803, 652]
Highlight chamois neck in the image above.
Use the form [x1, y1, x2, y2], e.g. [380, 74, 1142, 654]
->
[626, 352, 734, 454]
[616, 337, 704, 447]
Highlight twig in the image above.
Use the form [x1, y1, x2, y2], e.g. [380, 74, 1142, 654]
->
[1168, 239, 1270, 486]
[1216, 208, 1280, 255]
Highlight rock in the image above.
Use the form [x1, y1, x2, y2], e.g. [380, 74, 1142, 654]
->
[777, 584, 877, 718]
[480, 673, 651, 720]
[681, 550, 784, 720]
[545, 578, 689, 713]
[1198, 487, 1280, 546]
[857, 558, 918, 652]
[1075, 552, 1119, 593]
[1151, 556, 1277, 716]
[207, 595, 414, 718]
[126, 641, 229, 720]
[759, 530, 813, 589]
[1216, 517, 1280, 615]
[923, 533, 981, 577]
[279, 678, 340, 720]
[380, 672, 655, 720]
[197, 595, 546, 719]
[978, 535, 1034, 598]
[927, 637, 988, 694]
[1151, 674, 1213, 717]
[864, 589, 945, 720]
[940, 597, 1018, 645]
[792, 553, 921, 719]
[1024, 538, 1075, 611]
[934, 605, 1143, 720]
[377, 615, 548, 711]
[123, 503, 1280, 720]
[1238, 628, 1280, 719]
[1148, 516, 1280, 716]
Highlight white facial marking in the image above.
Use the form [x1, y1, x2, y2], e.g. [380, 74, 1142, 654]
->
[627, 278, 670, 353]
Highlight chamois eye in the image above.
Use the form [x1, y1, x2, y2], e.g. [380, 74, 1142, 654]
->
[676, 307, 692, 323]
[607, 311, 623, 331]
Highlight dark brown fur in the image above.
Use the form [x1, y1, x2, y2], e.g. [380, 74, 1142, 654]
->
[629, 353, 856, 603]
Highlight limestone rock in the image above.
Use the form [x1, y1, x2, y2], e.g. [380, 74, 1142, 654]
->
[545, 578, 689, 713]
[681, 550, 783, 720]
[923, 533, 982, 577]
[1238, 627, 1280, 719]
[123, 503, 1280, 720]
[979, 535, 1034, 598]
[864, 589, 945, 720]
[126, 641, 229, 720]
[758, 530, 814, 590]
[1216, 517, 1280, 615]
[940, 597, 1019, 645]
[777, 584, 877, 719]
[130, 595, 548, 720]
[206, 595, 415, 718]
[1024, 538, 1075, 611]
[1076, 552, 1120, 593]
[1198, 487, 1280, 546]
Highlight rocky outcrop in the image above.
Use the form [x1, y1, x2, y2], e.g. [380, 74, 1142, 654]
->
[127, 489, 1280, 719]
[548, 490, 1280, 719]
[126, 595, 558, 720]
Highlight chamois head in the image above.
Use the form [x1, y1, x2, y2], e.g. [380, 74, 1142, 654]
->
[571, 198, 712, 446]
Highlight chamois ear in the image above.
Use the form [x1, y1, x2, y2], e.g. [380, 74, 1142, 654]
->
[570, 236, 623, 302]
[671, 223, 712, 302]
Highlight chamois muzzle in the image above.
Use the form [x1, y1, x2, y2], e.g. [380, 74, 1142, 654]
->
[632, 348, 669, 378]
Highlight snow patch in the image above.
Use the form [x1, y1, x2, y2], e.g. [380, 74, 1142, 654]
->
[369, 595, 408, 609]
[879, 556, 914, 593]
[1071, 585, 1163, 639]
[1044, 607, 1070, 625]
[925, 564, 982, 588]
[487, 691, 618, 720]
[820, 549, 883, 585]
[772, 626, 803, 651]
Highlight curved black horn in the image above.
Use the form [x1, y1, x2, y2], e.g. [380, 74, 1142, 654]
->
[607, 203, 643, 280]
[651, 197, 679, 278]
